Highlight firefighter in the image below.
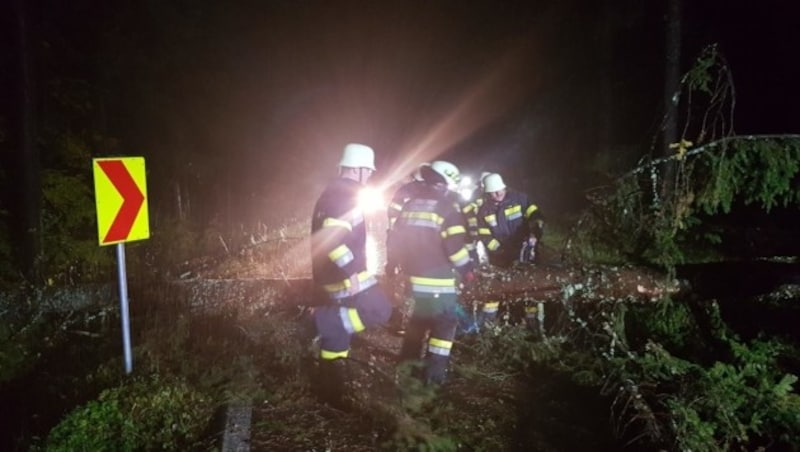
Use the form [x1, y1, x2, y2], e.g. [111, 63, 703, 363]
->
[385, 163, 431, 335]
[388, 160, 477, 385]
[476, 172, 544, 329]
[386, 163, 430, 232]
[309, 143, 392, 407]
[454, 171, 492, 334]
[461, 171, 492, 262]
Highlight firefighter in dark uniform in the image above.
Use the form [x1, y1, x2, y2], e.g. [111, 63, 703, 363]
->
[476, 172, 544, 330]
[461, 171, 492, 261]
[388, 160, 477, 384]
[455, 171, 492, 334]
[310, 143, 392, 407]
[385, 163, 430, 333]
[387, 163, 430, 231]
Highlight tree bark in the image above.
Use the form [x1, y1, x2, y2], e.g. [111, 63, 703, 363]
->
[660, 0, 682, 197]
[14, 0, 41, 282]
[460, 264, 683, 304]
[167, 264, 685, 314]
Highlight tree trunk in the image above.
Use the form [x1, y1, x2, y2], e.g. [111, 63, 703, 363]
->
[14, 0, 41, 282]
[166, 264, 685, 314]
[660, 0, 682, 198]
[175, 180, 185, 221]
[596, 2, 614, 160]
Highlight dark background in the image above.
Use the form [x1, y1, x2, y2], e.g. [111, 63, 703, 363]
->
[2, 0, 799, 229]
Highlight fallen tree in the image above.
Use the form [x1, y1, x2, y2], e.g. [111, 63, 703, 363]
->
[171, 263, 685, 315]
[460, 263, 684, 303]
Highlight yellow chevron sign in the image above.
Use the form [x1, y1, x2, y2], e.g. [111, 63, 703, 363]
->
[93, 157, 149, 245]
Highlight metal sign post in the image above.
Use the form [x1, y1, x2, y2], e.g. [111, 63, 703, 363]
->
[116, 243, 133, 374]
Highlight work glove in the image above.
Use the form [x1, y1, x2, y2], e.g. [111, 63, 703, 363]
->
[459, 270, 479, 292]
[531, 219, 544, 240]
[347, 273, 361, 297]
[463, 270, 477, 284]
[455, 302, 479, 336]
[519, 237, 537, 264]
[468, 245, 479, 264]
[384, 260, 400, 277]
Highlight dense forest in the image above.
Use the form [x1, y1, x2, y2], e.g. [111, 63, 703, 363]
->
[1, 1, 799, 450]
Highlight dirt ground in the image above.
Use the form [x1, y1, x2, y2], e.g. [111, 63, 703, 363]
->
[195, 218, 618, 451]
[232, 304, 618, 452]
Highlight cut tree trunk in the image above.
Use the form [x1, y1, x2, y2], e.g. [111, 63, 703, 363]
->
[460, 264, 684, 303]
[171, 263, 685, 314]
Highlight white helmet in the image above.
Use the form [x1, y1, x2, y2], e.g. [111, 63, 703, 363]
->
[413, 163, 431, 181]
[479, 171, 492, 188]
[430, 160, 461, 190]
[483, 173, 506, 193]
[339, 143, 376, 170]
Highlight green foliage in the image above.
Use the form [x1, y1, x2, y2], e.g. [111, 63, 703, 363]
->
[570, 136, 800, 269]
[0, 304, 102, 385]
[567, 46, 800, 269]
[43, 375, 213, 452]
[0, 313, 40, 383]
[625, 299, 698, 352]
[38, 130, 117, 285]
[137, 217, 239, 278]
[464, 322, 544, 371]
[557, 48, 800, 447]
[683, 44, 720, 95]
[547, 293, 800, 450]
[697, 138, 800, 214]
[377, 362, 459, 451]
[662, 339, 800, 450]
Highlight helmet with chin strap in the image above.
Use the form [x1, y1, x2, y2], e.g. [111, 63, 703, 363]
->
[429, 160, 461, 191]
[479, 171, 492, 190]
[412, 163, 431, 181]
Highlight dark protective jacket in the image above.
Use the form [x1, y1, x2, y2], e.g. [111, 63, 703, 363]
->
[387, 179, 427, 229]
[461, 196, 485, 240]
[387, 183, 474, 284]
[311, 177, 377, 300]
[477, 189, 543, 265]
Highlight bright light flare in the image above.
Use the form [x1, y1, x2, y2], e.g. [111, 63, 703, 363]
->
[358, 187, 386, 213]
[365, 234, 380, 275]
[458, 174, 476, 201]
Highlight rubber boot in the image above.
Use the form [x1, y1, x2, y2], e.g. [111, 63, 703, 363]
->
[525, 302, 545, 339]
[387, 306, 406, 336]
[295, 307, 318, 352]
[455, 303, 479, 336]
[424, 354, 449, 385]
[316, 358, 350, 410]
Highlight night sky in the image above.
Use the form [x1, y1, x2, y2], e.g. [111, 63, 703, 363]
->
[2, 0, 799, 225]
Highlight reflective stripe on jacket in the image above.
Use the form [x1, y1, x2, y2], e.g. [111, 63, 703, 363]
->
[388, 184, 474, 281]
[387, 180, 427, 229]
[311, 177, 372, 298]
[477, 189, 541, 253]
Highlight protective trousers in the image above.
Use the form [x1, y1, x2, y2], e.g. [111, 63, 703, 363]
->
[399, 291, 458, 385]
[313, 284, 392, 360]
[311, 285, 391, 405]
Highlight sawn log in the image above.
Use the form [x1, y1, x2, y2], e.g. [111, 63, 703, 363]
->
[172, 263, 685, 313]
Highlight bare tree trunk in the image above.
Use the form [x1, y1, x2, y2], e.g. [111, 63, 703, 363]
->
[167, 264, 685, 313]
[661, 0, 682, 197]
[175, 180, 185, 221]
[14, 0, 41, 282]
[597, 2, 614, 159]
